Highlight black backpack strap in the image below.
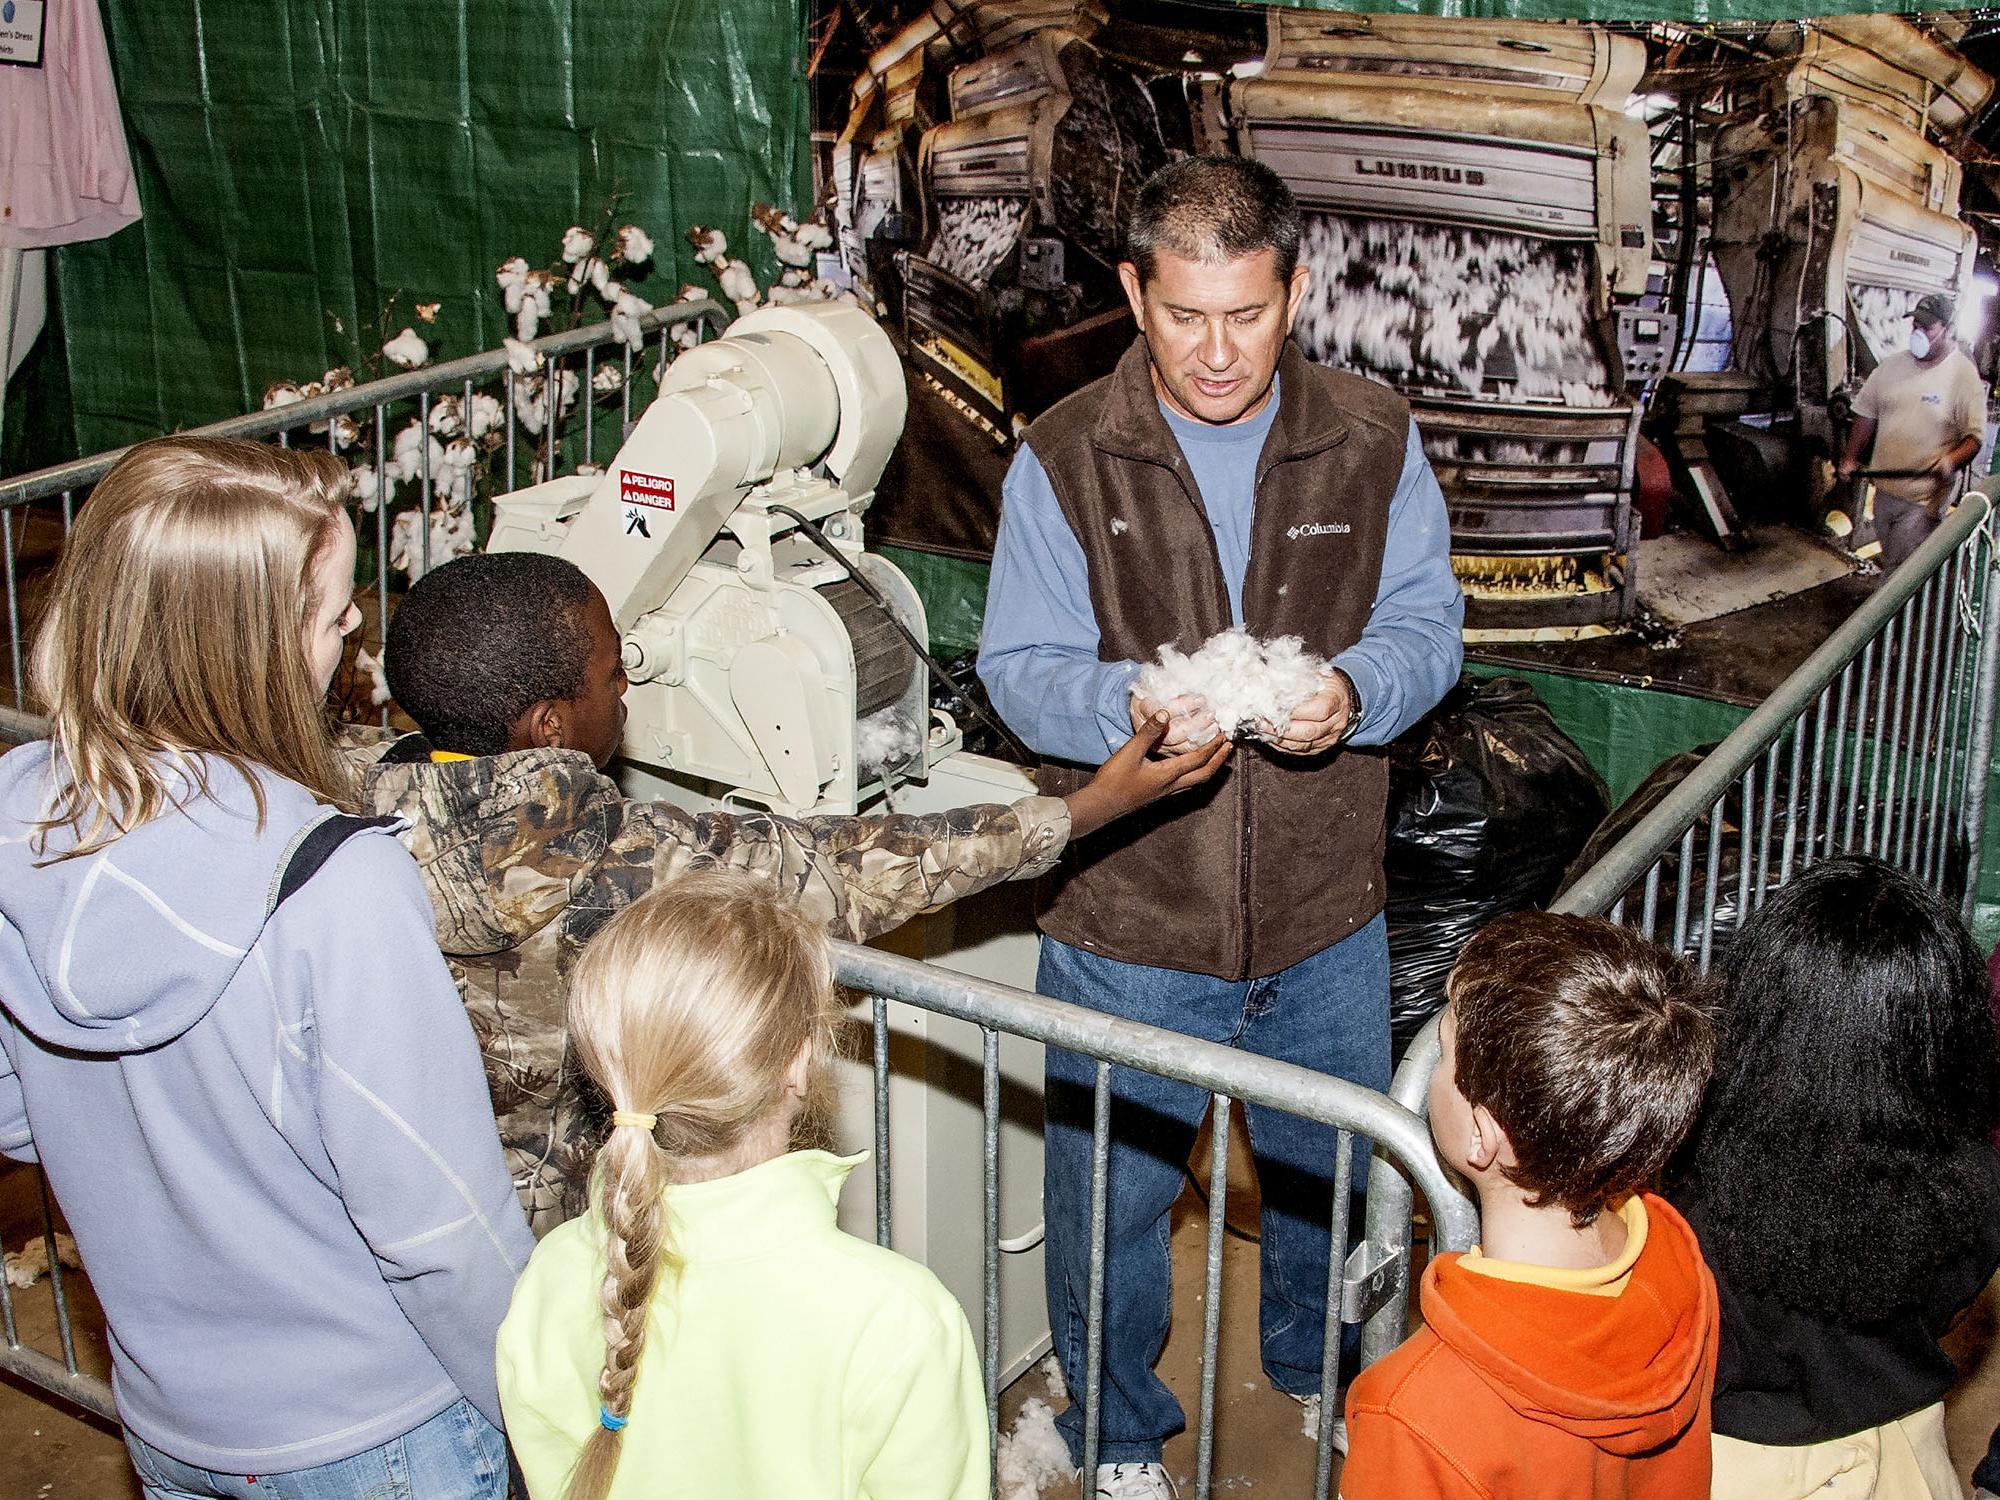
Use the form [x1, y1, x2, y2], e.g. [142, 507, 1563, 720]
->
[271, 813, 402, 915]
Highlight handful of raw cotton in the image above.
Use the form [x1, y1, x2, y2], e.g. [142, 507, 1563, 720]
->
[1133, 628, 1330, 745]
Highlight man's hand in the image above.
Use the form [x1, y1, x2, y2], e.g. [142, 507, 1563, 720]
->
[1837, 456, 1860, 480]
[1257, 671, 1355, 757]
[1927, 446, 1964, 479]
[1066, 713, 1232, 838]
[1130, 691, 1218, 755]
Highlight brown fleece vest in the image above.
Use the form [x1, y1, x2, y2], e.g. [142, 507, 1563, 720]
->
[1025, 338, 1408, 979]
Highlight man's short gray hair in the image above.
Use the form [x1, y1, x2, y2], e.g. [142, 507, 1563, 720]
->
[1122, 155, 1302, 286]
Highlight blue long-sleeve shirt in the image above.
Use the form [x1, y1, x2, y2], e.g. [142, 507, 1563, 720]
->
[978, 392, 1464, 765]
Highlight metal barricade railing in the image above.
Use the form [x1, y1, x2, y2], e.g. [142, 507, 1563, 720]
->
[0, 780, 1477, 1500]
[0, 297, 732, 716]
[1361, 481, 2000, 1365]
[837, 942, 1477, 1500]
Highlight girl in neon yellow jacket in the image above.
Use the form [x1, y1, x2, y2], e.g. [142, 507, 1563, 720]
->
[496, 869, 989, 1500]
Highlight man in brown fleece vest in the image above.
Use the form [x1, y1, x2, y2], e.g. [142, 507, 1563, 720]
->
[977, 156, 1463, 1498]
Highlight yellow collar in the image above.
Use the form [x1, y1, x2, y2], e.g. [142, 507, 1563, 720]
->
[1460, 1194, 1648, 1297]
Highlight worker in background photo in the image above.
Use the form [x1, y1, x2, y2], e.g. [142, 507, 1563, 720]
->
[977, 154, 1463, 1500]
[1838, 290, 1988, 578]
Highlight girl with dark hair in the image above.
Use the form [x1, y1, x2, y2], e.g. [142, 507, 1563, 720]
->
[1670, 853, 2000, 1499]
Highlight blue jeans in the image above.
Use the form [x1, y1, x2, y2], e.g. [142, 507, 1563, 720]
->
[1039, 918, 1391, 1465]
[124, 1399, 507, 1500]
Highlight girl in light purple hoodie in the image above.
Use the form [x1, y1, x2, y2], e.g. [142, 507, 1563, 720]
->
[0, 437, 532, 1498]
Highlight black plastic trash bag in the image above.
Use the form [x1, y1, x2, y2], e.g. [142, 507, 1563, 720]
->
[1386, 676, 1610, 1056]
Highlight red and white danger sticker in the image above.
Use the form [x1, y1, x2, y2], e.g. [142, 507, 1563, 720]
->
[620, 470, 676, 511]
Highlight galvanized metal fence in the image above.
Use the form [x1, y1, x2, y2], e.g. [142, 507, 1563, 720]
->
[1363, 481, 2000, 1362]
[0, 296, 733, 716]
[835, 942, 1476, 1500]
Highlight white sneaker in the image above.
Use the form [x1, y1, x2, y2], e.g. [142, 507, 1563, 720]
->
[1092, 1461, 1179, 1499]
[1288, 1391, 1350, 1455]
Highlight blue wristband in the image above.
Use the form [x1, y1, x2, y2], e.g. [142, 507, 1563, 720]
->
[600, 1407, 629, 1433]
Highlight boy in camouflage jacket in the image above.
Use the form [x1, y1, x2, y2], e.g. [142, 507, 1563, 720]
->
[354, 553, 1225, 1232]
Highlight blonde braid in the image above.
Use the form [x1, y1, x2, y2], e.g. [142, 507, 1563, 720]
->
[563, 1123, 671, 1500]
[558, 872, 844, 1499]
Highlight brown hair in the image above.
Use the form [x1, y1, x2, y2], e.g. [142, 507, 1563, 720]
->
[561, 871, 842, 1500]
[1446, 911, 1715, 1226]
[30, 436, 355, 855]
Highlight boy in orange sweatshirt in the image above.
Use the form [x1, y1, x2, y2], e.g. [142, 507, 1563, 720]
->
[1341, 912, 1720, 1500]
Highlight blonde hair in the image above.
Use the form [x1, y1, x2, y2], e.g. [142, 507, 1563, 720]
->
[31, 435, 356, 855]
[562, 871, 842, 1500]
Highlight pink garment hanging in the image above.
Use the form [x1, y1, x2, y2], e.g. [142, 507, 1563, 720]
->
[0, 0, 140, 249]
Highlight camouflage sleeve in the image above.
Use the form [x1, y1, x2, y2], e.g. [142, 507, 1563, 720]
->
[334, 721, 400, 775]
[583, 794, 1071, 945]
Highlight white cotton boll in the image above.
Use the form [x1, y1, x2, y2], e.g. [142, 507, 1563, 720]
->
[262, 381, 305, 411]
[435, 438, 477, 503]
[466, 392, 504, 440]
[503, 338, 542, 375]
[568, 255, 610, 297]
[551, 368, 580, 421]
[560, 226, 595, 264]
[496, 255, 530, 295]
[690, 227, 727, 264]
[610, 289, 652, 349]
[765, 281, 814, 306]
[389, 507, 479, 585]
[857, 708, 923, 776]
[795, 221, 832, 252]
[617, 225, 653, 264]
[671, 321, 703, 352]
[349, 464, 392, 514]
[592, 363, 624, 394]
[1134, 628, 1330, 742]
[514, 300, 543, 342]
[392, 421, 446, 484]
[996, 1398, 1072, 1500]
[772, 232, 815, 268]
[514, 382, 547, 435]
[352, 647, 393, 708]
[718, 259, 759, 308]
[428, 395, 462, 438]
[382, 327, 429, 369]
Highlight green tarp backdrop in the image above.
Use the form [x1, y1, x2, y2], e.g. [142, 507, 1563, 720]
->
[13, 0, 812, 468]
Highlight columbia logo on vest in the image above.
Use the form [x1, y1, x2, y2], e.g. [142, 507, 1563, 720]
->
[1287, 522, 1352, 540]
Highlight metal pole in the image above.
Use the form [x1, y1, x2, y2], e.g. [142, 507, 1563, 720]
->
[1959, 544, 2000, 923]
[1081, 1063, 1113, 1484]
[1698, 795, 1725, 973]
[1194, 1095, 1232, 1500]
[872, 995, 891, 1248]
[982, 1026, 1001, 1465]
[1313, 1129, 1355, 1500]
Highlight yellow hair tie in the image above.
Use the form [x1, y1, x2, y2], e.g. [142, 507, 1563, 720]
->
[610, 1110, 657, 1131]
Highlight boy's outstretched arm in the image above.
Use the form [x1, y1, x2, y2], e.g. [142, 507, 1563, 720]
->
[581, 718, 1230, 944]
